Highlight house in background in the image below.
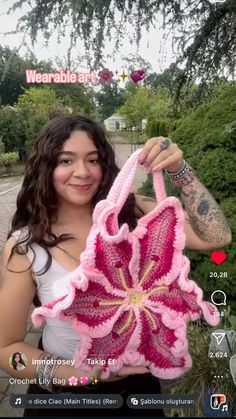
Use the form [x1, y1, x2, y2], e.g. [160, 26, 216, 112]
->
[104, 113, 126, 132]
[142, 119, 147, 132]
[104, 113, 147, 133]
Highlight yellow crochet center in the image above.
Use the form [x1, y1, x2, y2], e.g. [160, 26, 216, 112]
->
[98, 260, 169, 335]
[128, 291, 143, 304]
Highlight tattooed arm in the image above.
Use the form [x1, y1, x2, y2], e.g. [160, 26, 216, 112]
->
[180, 176, 231, 249]
[135, 188, 231, 250]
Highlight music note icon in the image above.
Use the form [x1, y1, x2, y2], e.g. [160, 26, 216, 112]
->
[222, 404, 228, 411]
[15, 398, 22, 405]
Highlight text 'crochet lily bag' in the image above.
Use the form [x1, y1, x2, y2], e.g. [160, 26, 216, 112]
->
[32, 148, 219, 379]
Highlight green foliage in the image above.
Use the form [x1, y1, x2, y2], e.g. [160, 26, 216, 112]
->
[144, 64, 184, 97]
[167, 321, 236, 417]
[137, 174, 153, 197]
[52, 83, 96, 116]
[17, 87, 62, 114]
[173, 79, 229, 118]
[0, 151, 19, 166]
[171, 84, 236, 307]
[119, 86, 152, 132]
[0, 107, 27, 157]
[95, 84, 126, 121]
[9, 1, 236, 89]
[140, 83, 236, 311]
[16, 87, 70, 150]
[0, 45, 95, 115]
[0, 151, 19, 174]
[0, 46, 53, 105]
[0, 137, 5, 153]
[146, 89, 176, 136]
[0, 46, 31, 105]
[118, 86, 175, 140]
[147, 120, 168, 138]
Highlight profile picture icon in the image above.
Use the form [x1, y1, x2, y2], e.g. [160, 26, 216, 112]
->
[9, 352, 27, 371]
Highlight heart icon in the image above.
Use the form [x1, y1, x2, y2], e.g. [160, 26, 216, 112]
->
[130, 69, 145, 83]
[210, 251, 227, 265]
[79, 376, 89, 385]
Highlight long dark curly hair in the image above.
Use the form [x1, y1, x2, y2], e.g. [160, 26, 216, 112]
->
[7, 115, 144, 276]
[11, 352, 26, 370]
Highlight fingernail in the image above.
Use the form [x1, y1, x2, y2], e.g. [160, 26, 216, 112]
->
[139, 153, 145, 162]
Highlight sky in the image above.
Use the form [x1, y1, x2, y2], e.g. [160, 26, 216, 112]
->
[0, 0, 178, 75]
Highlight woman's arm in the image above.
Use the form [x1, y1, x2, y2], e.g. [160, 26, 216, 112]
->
[0, 238, 148, 385]
[135, 193, 231, 250]
[137, 137, 232, 250]
[180, 175, 231, 247]
[0, 238, 100, 386]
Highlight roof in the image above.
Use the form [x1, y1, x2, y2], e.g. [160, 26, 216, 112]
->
[104, 113, 125, 122]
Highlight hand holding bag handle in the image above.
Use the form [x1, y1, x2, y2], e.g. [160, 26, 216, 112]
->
[98, 149, 167, 221]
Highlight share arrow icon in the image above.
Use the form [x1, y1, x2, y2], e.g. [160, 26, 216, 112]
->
[212, 332, 226, 346]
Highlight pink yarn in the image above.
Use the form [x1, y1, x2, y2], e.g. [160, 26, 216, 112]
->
[32, 149, 219, 379]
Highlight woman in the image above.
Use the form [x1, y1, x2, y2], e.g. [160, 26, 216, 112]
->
[0, 115, 231, 417]
[11, 352, 27, 371]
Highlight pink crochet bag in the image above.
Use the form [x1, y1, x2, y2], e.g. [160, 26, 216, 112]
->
[32, 148, 219, 379]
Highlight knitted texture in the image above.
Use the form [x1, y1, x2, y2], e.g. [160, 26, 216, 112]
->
[32, 149, 219, 379]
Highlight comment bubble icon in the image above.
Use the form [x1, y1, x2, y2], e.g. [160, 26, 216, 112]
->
[211, 290, 226, 306]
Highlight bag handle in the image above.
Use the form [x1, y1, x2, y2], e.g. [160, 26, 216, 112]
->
[107, 148, 167, 208]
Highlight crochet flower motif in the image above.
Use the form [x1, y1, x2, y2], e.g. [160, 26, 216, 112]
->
[98, 68, 114, 84]
[32, 170, 219, 380]
[39, 207, 218, 379]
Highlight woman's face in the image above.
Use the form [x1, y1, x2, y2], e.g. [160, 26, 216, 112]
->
[53, 130, 103, 208]
[14, 354, 20, 363]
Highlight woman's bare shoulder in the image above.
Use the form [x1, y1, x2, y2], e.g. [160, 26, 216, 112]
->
[0, 236, 36, 349]
[1, 236, 35, 287]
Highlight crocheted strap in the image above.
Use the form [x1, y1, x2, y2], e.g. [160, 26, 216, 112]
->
[107, 148, 167, 208]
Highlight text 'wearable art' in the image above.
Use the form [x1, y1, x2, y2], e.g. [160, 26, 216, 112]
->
[32, 149, 219, 380]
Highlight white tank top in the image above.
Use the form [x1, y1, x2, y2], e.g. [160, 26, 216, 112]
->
[11, 227, 81, 360]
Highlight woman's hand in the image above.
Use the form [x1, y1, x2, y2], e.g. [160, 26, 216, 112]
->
[79, 365, 149, 385]
[101, 366, 150, 382]
[139, 136, 184, 173]
[76, 365, 149, 384]
[116, 366, 149, 376]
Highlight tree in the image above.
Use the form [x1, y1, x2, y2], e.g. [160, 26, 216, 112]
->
[0, 46, 31, 105]
[118, 86, 152, 133]
[52, 83, 96, 116]
[0, 137, 5, 153]
[8, 0, 236, 89]
[147, 89, 175, 134]
[16, 87, 70, 151]
[144, 64, 183, 95]
[171, 77, 230, 119]
[119, 84, 175, 134]
[0, 46, 53, 105]
[140, 82, 236, 312]
[0, 107, 27, 159]
[121, 54, 152, 73]
[95, 84, 126, 121]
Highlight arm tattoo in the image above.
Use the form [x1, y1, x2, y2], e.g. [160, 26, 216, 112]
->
[181, 176, 231, 244]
